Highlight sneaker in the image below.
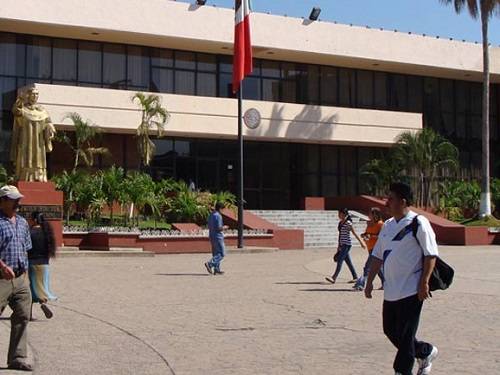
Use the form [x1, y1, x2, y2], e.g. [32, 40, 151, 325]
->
[213, 270, 225, 275]
[204, 262, 213, 275]
[325, 277, 336, 284]
[40, 304, 53, 319]
[417, 346, 438, 375]
[354, 285, 364, 291]
[348, 279, 357, 284]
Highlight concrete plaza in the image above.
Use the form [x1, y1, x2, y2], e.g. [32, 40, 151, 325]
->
[1, 245, 499, 374]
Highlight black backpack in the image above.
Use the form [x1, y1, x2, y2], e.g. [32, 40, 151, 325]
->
[411, 216, 455, 292]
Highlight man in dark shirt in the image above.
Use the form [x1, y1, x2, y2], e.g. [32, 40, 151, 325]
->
[0, 185, 33, 371]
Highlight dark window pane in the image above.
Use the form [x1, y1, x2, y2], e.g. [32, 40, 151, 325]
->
[197, 53, 216, 72]
[53, 39, 77, 81]
[261, 60, 280, 78]
[357, 70, 373, 108]
[455, 80, 469, 113]
[339, 68, 356, 107]
[0, 77, 16, 112]
[282, 62, 298, 80]
[423, 77, 440, 116]
[175, 51, 196, 70]
[262, 78, 280, 101]
[196, 72, 216, 97]
[78, 41, 102, 84]
[320, 66, 338, 106]
[407, 76, 423, 113]
[151, 68, 173, 93]
[127, 46, 150, 88]
[321, 146, 338, 174]
[281, 80, 296, 103]
[242, 76, 261, 100]
[26, 36, 51, 79]
[175, 140, 192, 157]
[219, 55, 233, 74]
[0, 33, 25, 76]
[456, 113, 467, 139]
[218, 73, 234, 98]
[103, 44, 126, 88]
[442, 112, 455, 137]
[388, 74, 407, 110]
[471, 114, 481, 139]
[151, 48, 173, 68]
[440, 79, 454, 112]
[470, 83, 482, 115]
[299, 65, 319, 105]
[374, 72, 387, 109]
[175, 70, 195, 95]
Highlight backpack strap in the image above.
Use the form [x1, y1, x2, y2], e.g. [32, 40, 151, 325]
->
[411, 215, 421, 247]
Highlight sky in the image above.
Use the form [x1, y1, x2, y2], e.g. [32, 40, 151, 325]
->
[176, 0, 500, 45]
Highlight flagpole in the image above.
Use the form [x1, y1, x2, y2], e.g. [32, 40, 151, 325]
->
[237, 83, 244, 249]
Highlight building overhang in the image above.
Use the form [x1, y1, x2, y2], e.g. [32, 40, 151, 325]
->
[1, 0, 499, 83]
[31, 84, 422, 147]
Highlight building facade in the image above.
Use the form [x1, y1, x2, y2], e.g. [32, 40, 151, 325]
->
[1, 0, 499, 209]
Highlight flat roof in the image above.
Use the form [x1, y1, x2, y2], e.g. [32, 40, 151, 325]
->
[1, 0, 499, 83]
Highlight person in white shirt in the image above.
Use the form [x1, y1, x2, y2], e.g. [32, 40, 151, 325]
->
[365, 183, 439, 375]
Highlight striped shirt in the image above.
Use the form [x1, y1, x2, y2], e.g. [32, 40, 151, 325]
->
[338, 219, 353, 246]
[0, 212, 32, 271]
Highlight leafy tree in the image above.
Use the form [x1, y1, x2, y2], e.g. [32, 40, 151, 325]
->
[56, 113, 110, 171]
[132, 93, 170, 168]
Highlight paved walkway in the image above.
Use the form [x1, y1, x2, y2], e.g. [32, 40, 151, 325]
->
[1, 246, 499, 374]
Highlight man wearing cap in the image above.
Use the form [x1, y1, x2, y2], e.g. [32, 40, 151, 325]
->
[0, 185, 33, 371]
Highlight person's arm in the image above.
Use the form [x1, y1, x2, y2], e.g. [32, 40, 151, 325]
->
[351, 227, 366, 249]
[418, 256, 437, 301]
[364, 257, 383, 299]
[0, 260, 15, 280]
[415, 216, 439, 301]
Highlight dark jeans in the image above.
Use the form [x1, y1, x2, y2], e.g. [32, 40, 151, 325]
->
[356, 253, 384, 288]
[332, 244, 358, 280]
[383, 294, 433, 375]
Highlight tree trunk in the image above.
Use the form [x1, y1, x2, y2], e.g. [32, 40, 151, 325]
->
[479, 10, 491, 217]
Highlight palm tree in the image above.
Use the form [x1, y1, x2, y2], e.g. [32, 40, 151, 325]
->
[393, 128, 459, 207]
[99, 166, 125, 225]
[361, 158, 405, 197]
[440, 0, 500, 216]
[57, 113, 110, 171]
[53, 170, 88, 225]
[132, 93, 170, 168]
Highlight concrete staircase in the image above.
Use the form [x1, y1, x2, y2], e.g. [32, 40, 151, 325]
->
[250, 210, 367, 249]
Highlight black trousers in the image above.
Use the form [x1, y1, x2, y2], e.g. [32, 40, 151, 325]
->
[383, 294, 433, 375]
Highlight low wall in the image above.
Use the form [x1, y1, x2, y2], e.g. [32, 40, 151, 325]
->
[320, 195, 495, 246]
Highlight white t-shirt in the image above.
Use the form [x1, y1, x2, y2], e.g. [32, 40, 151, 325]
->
[372, 211, 439, 302]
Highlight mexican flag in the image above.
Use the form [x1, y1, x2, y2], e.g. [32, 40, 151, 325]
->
[232, 0, 253, 93]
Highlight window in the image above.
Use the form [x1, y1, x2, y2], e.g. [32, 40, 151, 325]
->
[242, 76, 261, 100]
[298, 65, 319, 105]
[151, 48, 173, 68]
[320, 66, 338, 106]
[0, 77, 16, 112]
[388, 74, 407, 110]
[0, 33, 25, 77]
[339, 68, 356, 107]
[374, 72, 387, 109]
[261, 60, 280, 78]
[26, 36, 51, 79]
[127, 46, 150, 89]
[218, 73, 233, 98]
[407, 76, 423, 113]
[103, 44, 126, 88]
[175, 70, 195, 95]
[262, 78, 280, 101]
[196, 72, 216, 97]
[357, 70, 374, 108]
[197, 53, 216, 72]
[52, 39, 77, 81]
[440, 79, 454, 112]
[175, 51, 196, 70]
[78, 41, 102, 84]
[151, 68, 173, 93]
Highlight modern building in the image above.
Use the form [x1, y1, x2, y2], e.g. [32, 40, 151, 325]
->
[1, 0, 499, 209]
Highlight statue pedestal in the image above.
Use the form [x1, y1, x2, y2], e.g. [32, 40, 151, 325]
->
[16, 181, 64, 247]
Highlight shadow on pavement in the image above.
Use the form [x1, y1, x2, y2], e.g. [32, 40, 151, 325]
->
[275, 281, 327, 285]
[300, 288, 358, 292]
[155, 273, 210, 277]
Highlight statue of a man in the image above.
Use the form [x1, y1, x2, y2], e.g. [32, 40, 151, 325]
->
[10, 87, 56, 182]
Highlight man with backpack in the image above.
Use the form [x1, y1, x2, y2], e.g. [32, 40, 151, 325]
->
[365, 183, 439, 375]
